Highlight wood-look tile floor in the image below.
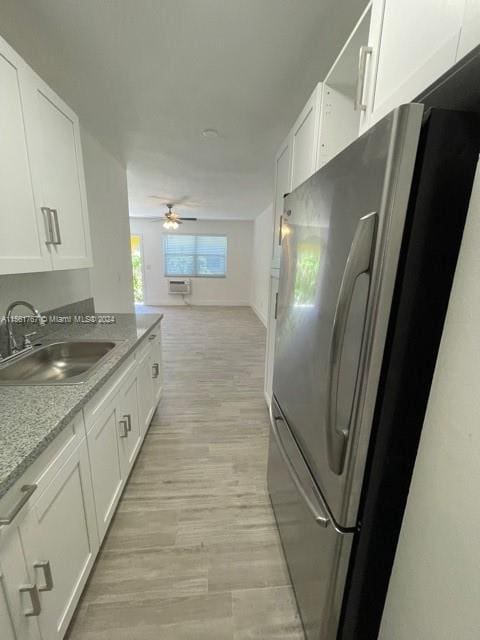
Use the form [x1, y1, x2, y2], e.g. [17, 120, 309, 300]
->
[67, 306, 304, 640]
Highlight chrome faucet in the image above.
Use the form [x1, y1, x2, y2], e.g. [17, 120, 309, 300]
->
[4, 300, 44, 357]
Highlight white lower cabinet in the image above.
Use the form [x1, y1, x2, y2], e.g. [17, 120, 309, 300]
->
[20, 441, 98, 639]
[0, 324, 162, 640]
[150, 332, 163, 407]
[0, 523, 42, 640]
[264, 274, 279, 407]
[117, 373, 142, 477]
[86, 401, 124, 540]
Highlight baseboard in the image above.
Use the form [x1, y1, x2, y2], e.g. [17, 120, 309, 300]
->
[144, 299, 251, 307]
[264, 389, 271, 407]
[250, 303, 267, 327]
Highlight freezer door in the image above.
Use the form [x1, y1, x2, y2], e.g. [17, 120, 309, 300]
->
[273, 104, 424, 527]
[268, 398, 353, 640]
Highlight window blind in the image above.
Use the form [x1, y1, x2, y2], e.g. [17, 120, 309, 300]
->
[164, 234, 227, 277]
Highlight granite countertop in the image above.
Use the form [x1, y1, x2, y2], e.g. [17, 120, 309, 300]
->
[0, 312, 163, 499]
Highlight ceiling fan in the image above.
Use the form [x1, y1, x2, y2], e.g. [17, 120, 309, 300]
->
[151, 203, 198, 229]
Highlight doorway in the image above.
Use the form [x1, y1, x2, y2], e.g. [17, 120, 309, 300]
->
[130, 234, 144, 304]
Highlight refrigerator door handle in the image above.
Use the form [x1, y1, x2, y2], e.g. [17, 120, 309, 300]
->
[269, 404, 330, 528]
[326, 211, 377, 475]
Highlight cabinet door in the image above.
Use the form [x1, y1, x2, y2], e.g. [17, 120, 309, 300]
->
[20, 440, 98, 640]
[0, 37, 52, 274]
[24, 69, 93, 270]
[117, 374, 142, 477]
[360, 0, 465, 131]
[137, 348, 155, 435]
[150, 332, 163, 407]
[0, 524, 42, 640]
[87, 404, 123, 540]
[291, 84, 322, 191]
[457, 0, 480, 60]
[264, 275, 279, 407]
[272, 134, 293, 268]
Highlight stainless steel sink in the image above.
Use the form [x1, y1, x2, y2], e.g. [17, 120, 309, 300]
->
[0, 340, 121, 385]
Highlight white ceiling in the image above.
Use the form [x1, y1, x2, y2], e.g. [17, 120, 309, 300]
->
[0, 0, 367, 220]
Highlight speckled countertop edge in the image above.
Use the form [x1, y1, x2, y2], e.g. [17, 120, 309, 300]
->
[0, 312, 163, 499]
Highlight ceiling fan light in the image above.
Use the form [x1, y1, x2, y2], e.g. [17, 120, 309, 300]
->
[172, 221, 179, 229]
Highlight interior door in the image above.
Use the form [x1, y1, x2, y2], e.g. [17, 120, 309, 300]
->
[0, 37, 52, 274]
[273, 105, 423, 527]
[25, 69, 93, 270]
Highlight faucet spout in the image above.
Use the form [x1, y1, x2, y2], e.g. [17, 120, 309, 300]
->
[4, 300, 44, 356]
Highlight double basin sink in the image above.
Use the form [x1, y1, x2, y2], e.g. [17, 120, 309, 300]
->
[0, 340, 121, 385]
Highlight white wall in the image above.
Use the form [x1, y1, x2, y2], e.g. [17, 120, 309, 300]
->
[250, 203, 274, 326]
[379, 162, 480, 640]
[129, 218, 253, 306]
[82, 128, 134, 312]
[0, 269, 91, 315]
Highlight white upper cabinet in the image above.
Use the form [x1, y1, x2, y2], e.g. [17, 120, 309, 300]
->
[0, 39, 51, 274]
[457, 0, 480, 60]
[272, 133, 293, 267]
[318, 5, 371, 167]
[360, 0, 465, 132]
[0, 34, 92, 274]
[23, 70, 93, 270]
[291, 84, 322, 190]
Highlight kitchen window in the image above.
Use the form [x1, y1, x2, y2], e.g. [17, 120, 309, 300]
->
[164, 234, 227, 277]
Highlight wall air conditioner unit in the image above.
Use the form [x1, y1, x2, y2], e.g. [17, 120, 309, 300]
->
[168, 279, 192, 295]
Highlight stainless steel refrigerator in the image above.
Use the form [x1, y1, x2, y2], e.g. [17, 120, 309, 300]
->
[267, 103, 480, 640]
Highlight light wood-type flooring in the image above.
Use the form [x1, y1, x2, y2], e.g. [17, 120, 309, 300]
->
[67, 306, 304, 639]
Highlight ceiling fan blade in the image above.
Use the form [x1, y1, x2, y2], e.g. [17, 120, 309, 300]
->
[179, 217, 198, 221]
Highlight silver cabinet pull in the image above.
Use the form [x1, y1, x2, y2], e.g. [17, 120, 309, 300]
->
[326, 212, 377, 475]
[41, 207, 55, 245]
[34, 561, 54, 592]
[354, 45, 372, 112]
[123, 414, 132, 432]
[51, 209, 61, 245]
[20, 584, 41, 617]
[148, 333, 156, 341]
[0, 484, 37, 525]
[119, 419, 128, 438]
[152, 363, 159, 378]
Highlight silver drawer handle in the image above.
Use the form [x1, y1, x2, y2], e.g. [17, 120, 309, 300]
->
[354, 45, 373, 112]
[34, 560, 54, 592]
[119, 419, 128, 438]
[0, 484, 37, 525]
[123, 414, 132, 432]
[152, 363, 159, 378]
[51, 209, 62, 245]
[148, 334, 156, 341]
[41, 207, 54, 245]
[20, 584, 41, 617]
